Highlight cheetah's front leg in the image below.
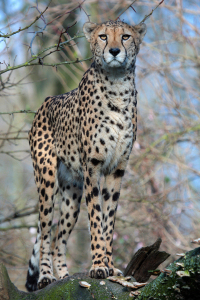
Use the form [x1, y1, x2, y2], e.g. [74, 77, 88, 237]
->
[102, 162, 127, 276]
[84, 166, 109, 279]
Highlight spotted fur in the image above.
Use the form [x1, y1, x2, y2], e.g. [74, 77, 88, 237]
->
[25, 20, 146, 291]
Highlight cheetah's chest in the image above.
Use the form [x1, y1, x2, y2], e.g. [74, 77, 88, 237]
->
[95, 110, 133, 175]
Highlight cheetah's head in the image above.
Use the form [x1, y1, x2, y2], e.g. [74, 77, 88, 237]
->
[83, 20, 146, 71]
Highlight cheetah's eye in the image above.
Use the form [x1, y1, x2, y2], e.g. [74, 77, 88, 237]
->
[122, 35, 131, 41]
[99, 34, 107, 41]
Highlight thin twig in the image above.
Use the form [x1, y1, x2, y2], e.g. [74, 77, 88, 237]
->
[0, 150, 29, 153]
[134, 123, 200, 169]
[0, 55, 92, 75]
[28, 1, 85, 56]
[0, 137, 27, 140]
[0, 225, 37, 231]
[0, 206, 38, 225]
[0, 110, 36, 115]
[0, 35, 91, 75]
[116, 0, 137, 20]
[47, 0, 85, 25]
[0, 130, 28, 136]
[0, 0, 52, 38]
[139, 0, 164, 24]
[79, 2, 90, 22]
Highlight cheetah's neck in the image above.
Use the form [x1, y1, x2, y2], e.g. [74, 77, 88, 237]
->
[87, 63, 136, 111]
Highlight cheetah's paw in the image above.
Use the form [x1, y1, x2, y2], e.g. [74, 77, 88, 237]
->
[109, 267, 123, 276]
[37, 274, 56, 290]
[89, 266, 109, 279]
[59, 272, 69, 280]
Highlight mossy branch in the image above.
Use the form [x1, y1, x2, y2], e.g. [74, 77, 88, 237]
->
[0, 241, 199, 299]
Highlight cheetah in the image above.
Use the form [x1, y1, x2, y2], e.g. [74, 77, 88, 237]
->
[25, 20, 146, 291]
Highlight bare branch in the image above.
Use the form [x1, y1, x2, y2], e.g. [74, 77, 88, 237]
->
[0, 35, 92, 76]
[0, 225, 37, 231]
[0, 206, 38, 225]
[0, 137, 27, 141]
[79, 2, 91, 22]
[116, 0, 137, 20]
[0, 130, 28, 136]
[47, 0, 85, 26]
[0, 55, 92, 75]
[0, 0, 52, 38]
[0, 110, 36, 115]
[0, 150, 30, 161]
[134, 123, 200, 168]
[139, 0, 164, 24]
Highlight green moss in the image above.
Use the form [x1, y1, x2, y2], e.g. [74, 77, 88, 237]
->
[137, 247, 200, 300]
[1, 247, 200, 300]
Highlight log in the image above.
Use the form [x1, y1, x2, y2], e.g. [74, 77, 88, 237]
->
[0, 240, 200, 300]
[136, 246, 200, 300]
[124, 237, 170, 281]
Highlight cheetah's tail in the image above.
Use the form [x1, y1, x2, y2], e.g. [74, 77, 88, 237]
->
[25, 221, 41, 292]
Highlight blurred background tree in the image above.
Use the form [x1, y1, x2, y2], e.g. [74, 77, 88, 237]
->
[0, 0, 200, 291]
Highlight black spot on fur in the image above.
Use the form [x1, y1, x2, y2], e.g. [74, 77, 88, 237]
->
[114, 169, 125, 178]
[92, 187, 99, 197]
[112, 192, 120, 201]
[91, 158, 101, 166]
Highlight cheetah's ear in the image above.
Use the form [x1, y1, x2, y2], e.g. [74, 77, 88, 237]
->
[83, 22, 98, 42]
[133, 23, 147, 42]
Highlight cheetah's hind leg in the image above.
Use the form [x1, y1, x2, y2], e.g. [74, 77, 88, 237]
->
[52, 160, 83, 279]
[27, 123, 58, 290]
[25, 220, 41, 292]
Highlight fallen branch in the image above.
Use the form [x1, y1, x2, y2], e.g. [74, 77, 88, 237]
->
[124, 238, 170, 281]
[1, 239, 199, 299]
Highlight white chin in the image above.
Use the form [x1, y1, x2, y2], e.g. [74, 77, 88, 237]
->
[108, 60, 122, 68]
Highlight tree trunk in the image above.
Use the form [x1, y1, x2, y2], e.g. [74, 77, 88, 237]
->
[0, 242, 200, 300]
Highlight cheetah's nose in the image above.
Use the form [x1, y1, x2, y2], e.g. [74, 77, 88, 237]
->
[109, 48, 120, 57]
